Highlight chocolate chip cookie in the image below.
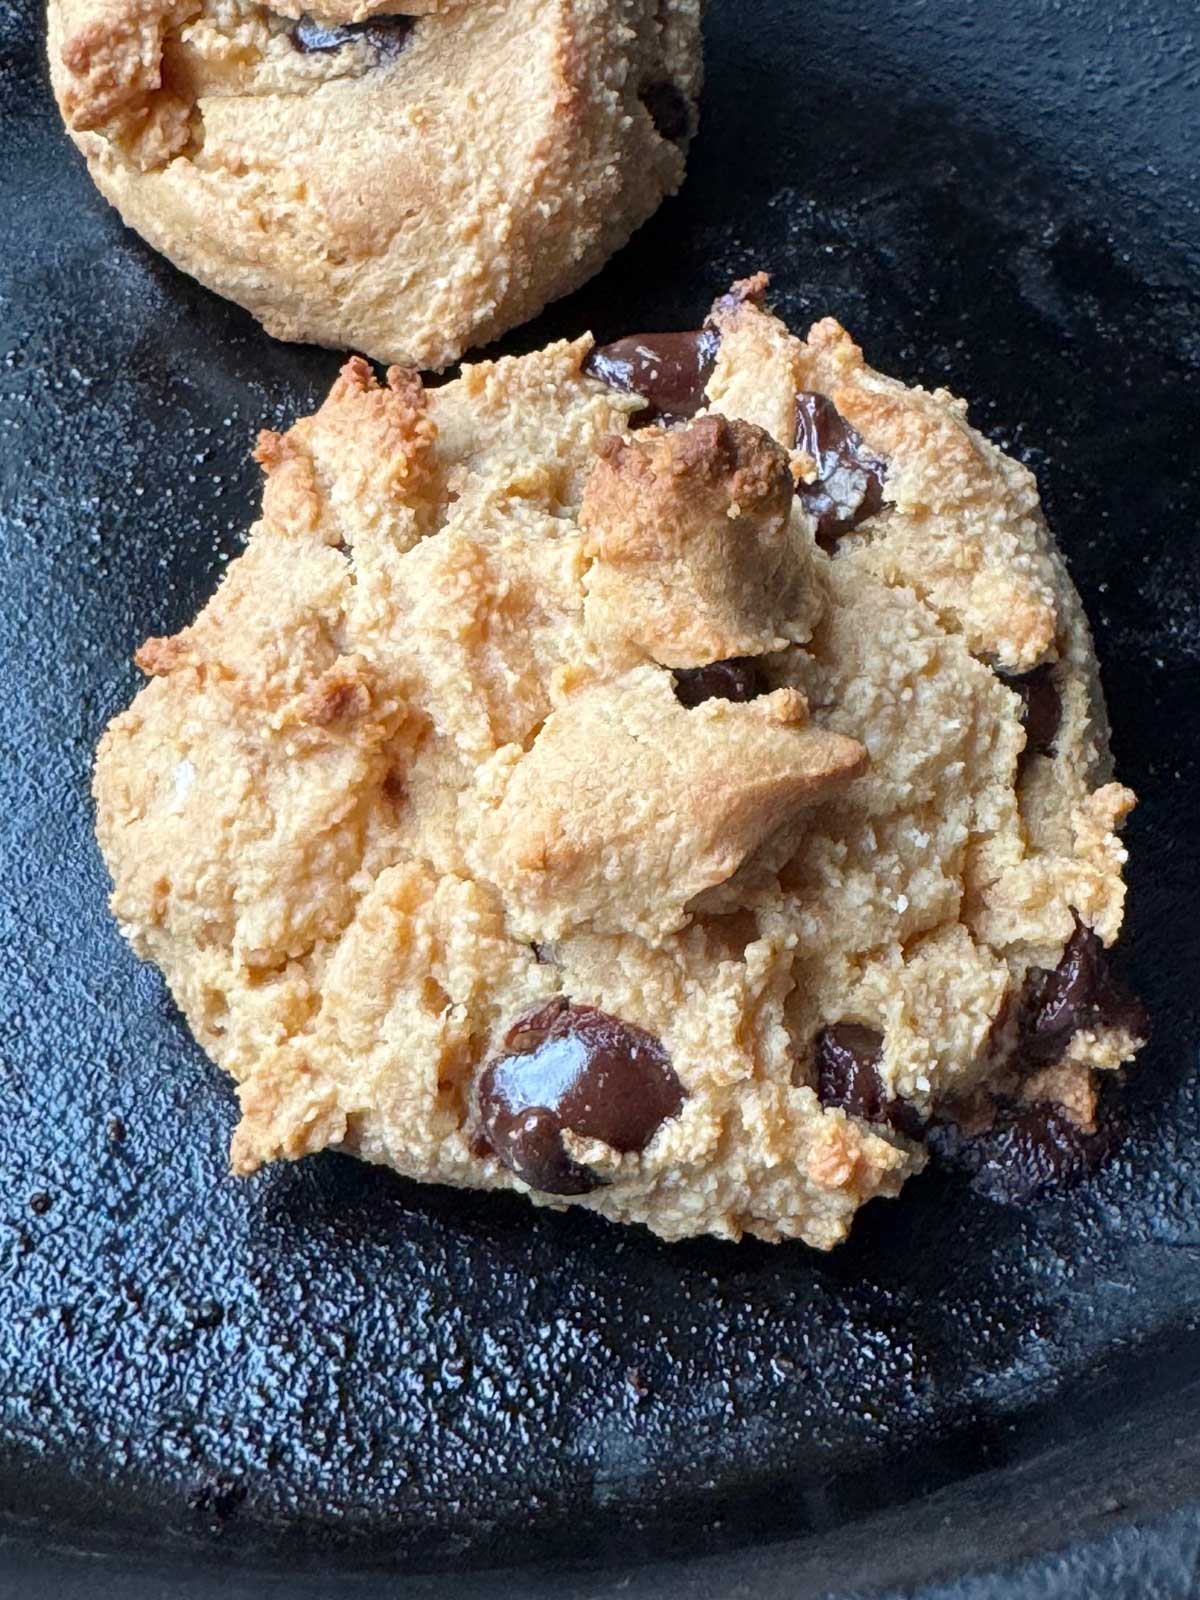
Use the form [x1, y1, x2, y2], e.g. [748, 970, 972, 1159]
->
[93, 276, 1145, 1245]
[47, 0, 701, 368]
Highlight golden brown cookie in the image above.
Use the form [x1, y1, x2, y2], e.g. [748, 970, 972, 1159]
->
[47, 0, 702, 367]
[93, 279, 1145, 1245]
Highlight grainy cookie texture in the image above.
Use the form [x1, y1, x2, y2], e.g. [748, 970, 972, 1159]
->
[93, 279, 1145, 1246]
[47, 0, 701, 367]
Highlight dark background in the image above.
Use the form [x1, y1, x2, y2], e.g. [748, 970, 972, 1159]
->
[2, 0, 1199, 1594]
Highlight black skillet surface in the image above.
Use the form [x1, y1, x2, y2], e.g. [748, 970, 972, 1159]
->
[2, 0, 1200, 1594]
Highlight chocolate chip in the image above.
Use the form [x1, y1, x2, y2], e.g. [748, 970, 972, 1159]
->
[639, 80, 691, 142]
[29, 1191, 52, 1215]
[672, 656, 767, 708]
[998, 662, 1062, 765]
[793, 392, 887, 549]
[927, 1099, 1121, 1204]
[477, 1000, 685, 1194]
[1019, 918, 1148, 1064]
[583, 329, 720, 426]
[291, 13, 415, 59]
[816, 1023, 886, 1119]
[814, 1024, 924, 1138]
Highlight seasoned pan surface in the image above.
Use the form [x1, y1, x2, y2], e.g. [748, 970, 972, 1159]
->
[1, 0, 1199, 1590]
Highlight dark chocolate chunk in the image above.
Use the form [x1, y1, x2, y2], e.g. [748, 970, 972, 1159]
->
[814, 1024, 924, 1138]
[1019, 918, 1148, 1064]
[927, 1099, 1121, 1204]
[793, 391, 887, 548]
[477, 1000, 685, 1194]
[639, 80, 691, 142]
[885, 1093, 928, 1142]
[583, 328, 720, 425]
[815, 1022, 887, 1119]
[998, 662, 1062, 764]
[291, 13, 416, 59]
[672, 656, 767, 708]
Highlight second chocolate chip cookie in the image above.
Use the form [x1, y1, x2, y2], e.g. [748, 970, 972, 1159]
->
[47, 0, 702, 367]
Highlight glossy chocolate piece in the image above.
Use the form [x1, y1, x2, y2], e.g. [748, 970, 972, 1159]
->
[672, 656, 767, 708]
[999, 662, 1062, 764]
[928, 1099, 1121, 1204]
[477, 1000, 685, 1195]
[793, 391, 887, 548]
[583, 329, 720, 425]
[291, 13, 416, 59]
[1020, 919, 1149, 1064]
[814, 1023, 924, 1138]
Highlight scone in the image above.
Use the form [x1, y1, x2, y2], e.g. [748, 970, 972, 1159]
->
[47, 0, 701, 369]
[93, 276, 1146, 1246]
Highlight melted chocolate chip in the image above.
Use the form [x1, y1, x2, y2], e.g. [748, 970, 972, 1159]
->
[814, 1024, 924, 1138]
[672, 656, 767, 708]
[291, 13, 415, 59]
[927, 1099, 1121, 1204]
[816, 1023, 886, 1119]
[640, 80, 691, 142]
[583, 329, 720, 426]
[477, 1000, 685, 1194]
[793, 391, 887, 549]
[1019, 919, 1148, 1064]
[1001, 663, 1062, 758]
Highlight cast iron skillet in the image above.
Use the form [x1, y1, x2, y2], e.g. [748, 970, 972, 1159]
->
[2, 0, 1199, 1594]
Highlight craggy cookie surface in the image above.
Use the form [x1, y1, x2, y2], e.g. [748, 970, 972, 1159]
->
[47, 0, 701, 367]
[94, 280, 1145, 1245]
